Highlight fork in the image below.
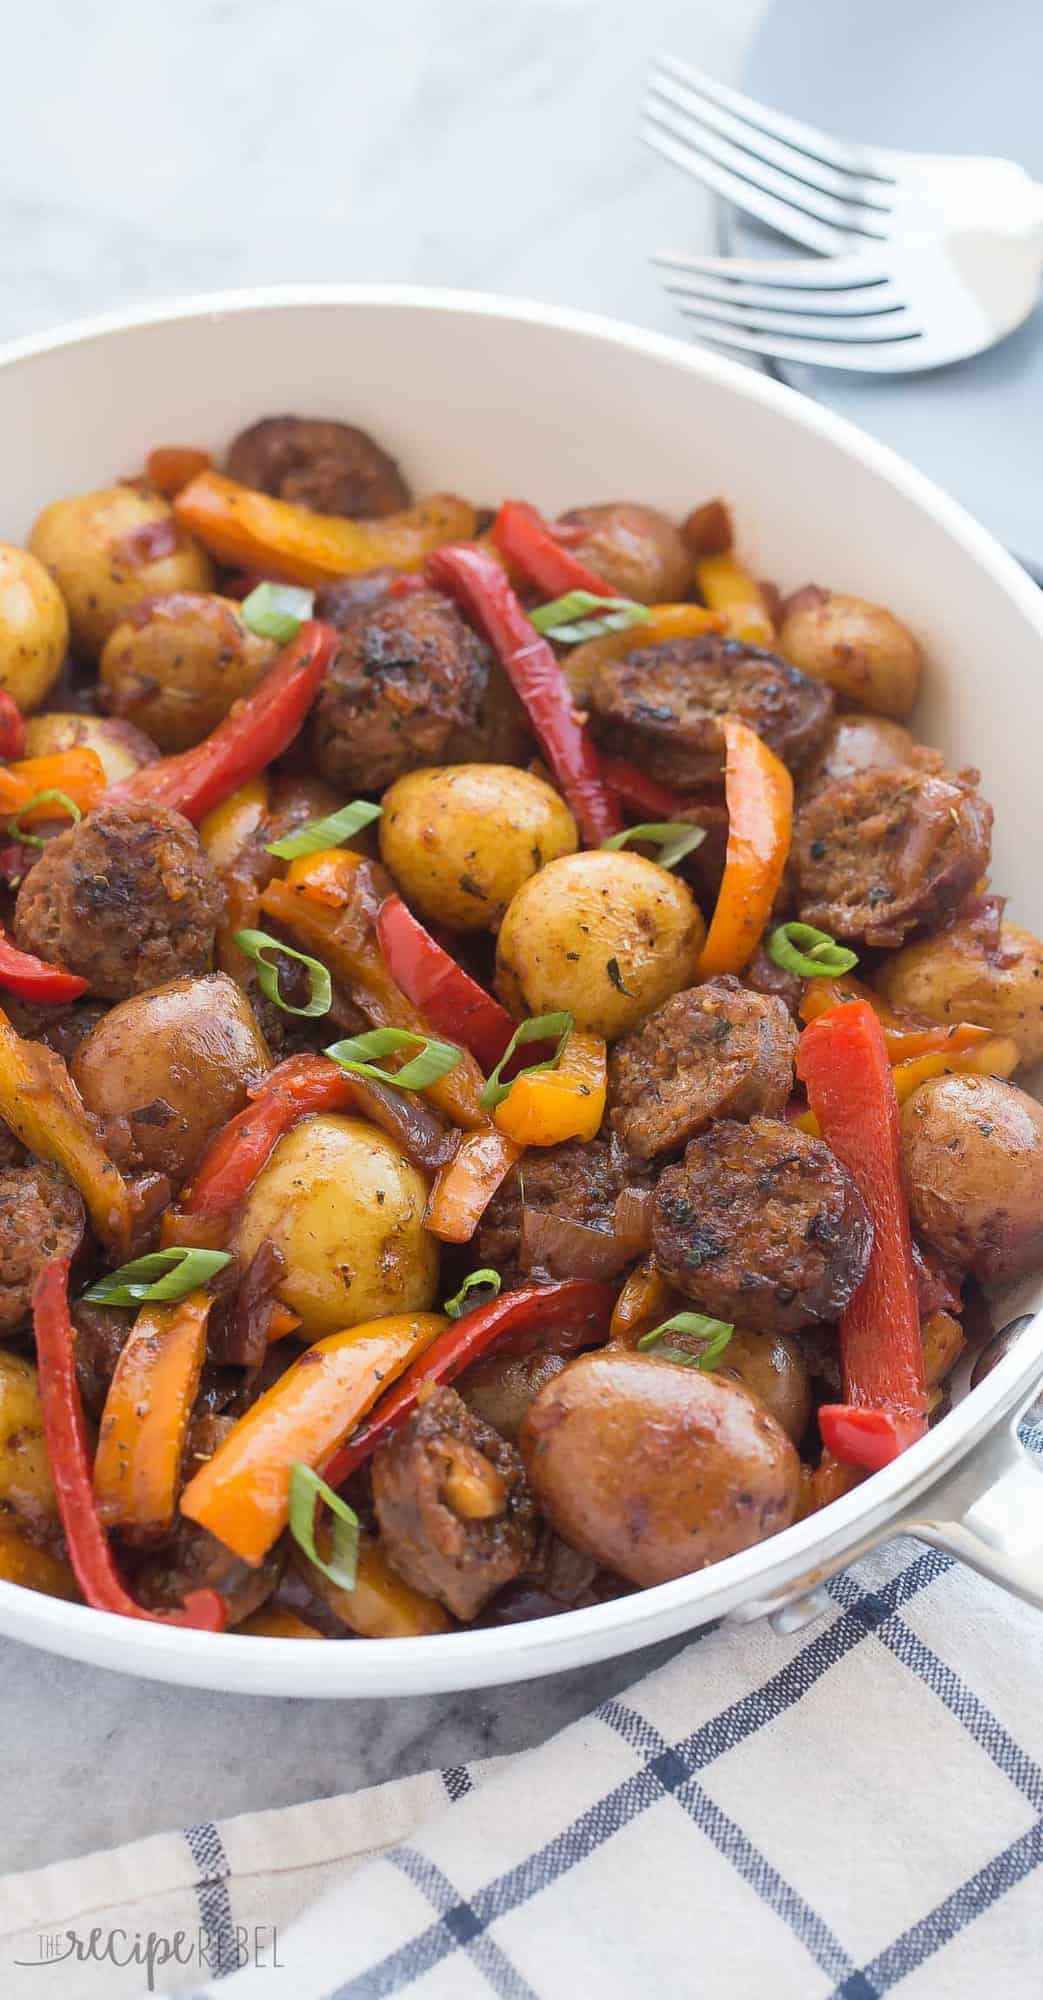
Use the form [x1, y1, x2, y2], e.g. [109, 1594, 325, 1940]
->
[643, 54, 1043, 372]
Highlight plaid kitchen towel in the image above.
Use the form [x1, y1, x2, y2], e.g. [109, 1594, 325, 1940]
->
[1, 1437, 1042, 1999]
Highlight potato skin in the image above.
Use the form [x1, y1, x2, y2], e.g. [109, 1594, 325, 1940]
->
[0, 544, 69, 711]
[779, 586, 923, 718]
[379, 764, 578, 932]
[806, 712, 922, 791]
[496, 849, 705, 1040]
[237, 1113, 439, 1340]
[71, 972, 271, 1183]
[100, 592, 278, 751]
[23, 709, 159, 783]
[0, 1350, 58, 1530]
[900, 1074, 1043, 1282]
[29, 487, 214, 657]
[877, 917, 1043, 1070]
[520, 1348, 801, 1585]
[718, 1329, 812, 1448]
[559, 503, 694, 603]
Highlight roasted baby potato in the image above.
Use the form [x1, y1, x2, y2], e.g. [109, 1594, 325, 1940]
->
[779, 586, 923, 718]
[558, 502, 694, 603]
[0, 544, 69, 711]
[900, 1073, 1043, 1282]
[71, 972, 271, 1183]
[807, 712, 925, 790]
[29, 486, 214, 657]
[0, 1350, 58, 1528]
[100, 592, 279, 751]
[877, 915, 1043, 1070]
[23, 709, 159, 783]
[496, 848, 705, 1039]
[718, 1329, 812, 1448]
[379, 764, 578, 931]
[237, 1113, 439, 1340]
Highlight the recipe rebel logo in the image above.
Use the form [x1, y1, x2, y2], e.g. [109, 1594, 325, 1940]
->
[15, 1922, 284, 1988]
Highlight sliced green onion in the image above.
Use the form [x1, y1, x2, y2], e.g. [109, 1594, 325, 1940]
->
[266, 798, 382, 861]
[767, 922, 858, 980]
[241, 580, 315, 643]
[602, 820, 706, 871]
[81, 1247, 232, 1309]
[444, 1269, 502, 1320]
[288, 1463, 360, 1592]
[326, 1026, 463, 1091]
[7, 790, 82, 848]
[235, 928, 332, 1018]
[637, 1312, 734, 1370]
[529, 591, 652, 645]
[478, 1011, 574, 1110]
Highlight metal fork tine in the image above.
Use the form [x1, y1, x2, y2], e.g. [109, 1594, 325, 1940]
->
[656, 52, 891, 184]
[672, 310, 925, 372]
[644, 85, 888, 238]
[658, 270, 906, 316]
[648, 62, 892, 212]
[662, 292, 919, 340]
[653, 248, 886, 291]
[641, 120, 851, 257]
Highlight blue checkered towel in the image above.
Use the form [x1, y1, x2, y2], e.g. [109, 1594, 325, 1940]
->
[1, 1440, 1040, 2000]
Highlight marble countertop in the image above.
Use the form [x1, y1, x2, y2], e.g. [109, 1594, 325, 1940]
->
[1, 0, 767, 1877]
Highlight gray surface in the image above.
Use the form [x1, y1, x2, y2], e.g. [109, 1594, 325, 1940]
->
[0, 0, 766, 1877]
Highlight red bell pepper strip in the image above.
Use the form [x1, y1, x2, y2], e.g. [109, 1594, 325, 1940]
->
[491, 500, 615, 599]
[376, 894, 514, 1071]
[796, 1000, 928, 1472]
[324, 1278, 616, 1487]
[108, 619, 337, 824]
[0, 930, 88, 1003]
[182, 1055, 362, 1219]
[597, 756, 692, 820]
[0, 691, 26, 761]
[32, 1259, 227, 1629]
[426, 544, 623, 845]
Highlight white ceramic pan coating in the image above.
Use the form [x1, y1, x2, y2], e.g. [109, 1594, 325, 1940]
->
[0, 287, 1040, 1696]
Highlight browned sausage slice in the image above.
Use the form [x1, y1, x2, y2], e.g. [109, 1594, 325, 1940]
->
[310, 590, 489, 792]
[792, 765, 992, 949]
[0, 1163, 83, 1333]
[476, 1136, 647, 1287]
[226, 416, 410, 518]
[608, 977, 797, 1164]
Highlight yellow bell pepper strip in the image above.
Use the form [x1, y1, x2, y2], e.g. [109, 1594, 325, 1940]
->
[0, 748, 107, 824]
[174, 471, 477, 587]
[799, 973, 995, 1062]
[695, 553, 775, 646]
[890, 1035, 1019, 1102]
[0, 1006, 132, 1256]
[284, 846, 365, 905]
[696, 718, 793, 978]
[922, 1309, 965, 1392]
[0, 1516, 80, 1600]
[564, 602, 726, 704]
[92, 1291, 212, 1535]
[493, 1032, 606, 1146]
[297, 1534, 452, 1638]
[237, 1605, 326, 1638]
[198, 774, 270, 872]
[259, 870, 489, 1131]
[608, 1258, 682, 1346]
[180, 1312, 448, 1567]
[425, 1130, 522, 1244]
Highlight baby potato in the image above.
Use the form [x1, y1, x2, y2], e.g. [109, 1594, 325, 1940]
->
[558, 502, 694, 603]
[718, 1329, 812, 1448]
[100, 592, 278, 751]
[877, 916, 1043, 1070]
[23, 709, 159, 783]
[237, 1113, 438, 1340]
[72, 972, 271, 1183]
[779, 585, 923, 718]
[29, 486, 214, 657]
[0, 544, 69, 712]
[0, 1350, 58, 1529]
[900, 1073, 1043, 1282]
[379, 764, 578, 931]
[496, 848, 704, 1040]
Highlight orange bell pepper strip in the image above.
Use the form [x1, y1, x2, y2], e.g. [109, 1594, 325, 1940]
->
[425, 1130, 522, 1243]
[198, 774, 270, 872]
[890, 1035, 1018, 1102]
[237, 1605, 326, 1638]
[0, 1007, 132, 1256]
[284, 846, 365, 906]
[0, 1516, 80, 1600]
[697, 718, 793, 978]
[493, 1032, 606, 1146]
[0, 748, 107, 823]
[563, 603, 727, 705]
[608, 1258, 681, 1346]
[799, 974, 994, 1062]
[180, 1312, 448, 1566]
[695, 553, 775, 646]
[145, 445, 211, 497]
[299, 1534, 451, 1638]
[174, 471, 477, 587]
[93, 1291, 212, 1534]
[259, 872, 489, 1131]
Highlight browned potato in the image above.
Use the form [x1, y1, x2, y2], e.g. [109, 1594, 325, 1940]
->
[23, 710, 159, 783]
[0, 1350, 58, 1530]
[807, 713, 924, 789]
[878, 916, 1043, 1070]
[71, 972, 271, 1182]
[29, 486, 214, 657]
[0, 544, 68, 711]
[100, 592, 278, 751]
[460, 1347, 569, 1442]
[718, 1329, 812, 1447]
[496, 849, 705, 1040]
[558, 502, 694, 603]
[900, 1074, 1043, 1282]
[380, 764, 577, 931]
[779, 586, 923, 718]
[520, 1348, 801, 1585]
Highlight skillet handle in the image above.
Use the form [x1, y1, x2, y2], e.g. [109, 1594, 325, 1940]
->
[903, 1400, 1043, 1611]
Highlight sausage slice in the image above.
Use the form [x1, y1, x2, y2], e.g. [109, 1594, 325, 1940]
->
[226, 415, 410, 518]
[310, 589, 489, 792]
[792, 765, 992, 949]
[608, 977, 797, 1163]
